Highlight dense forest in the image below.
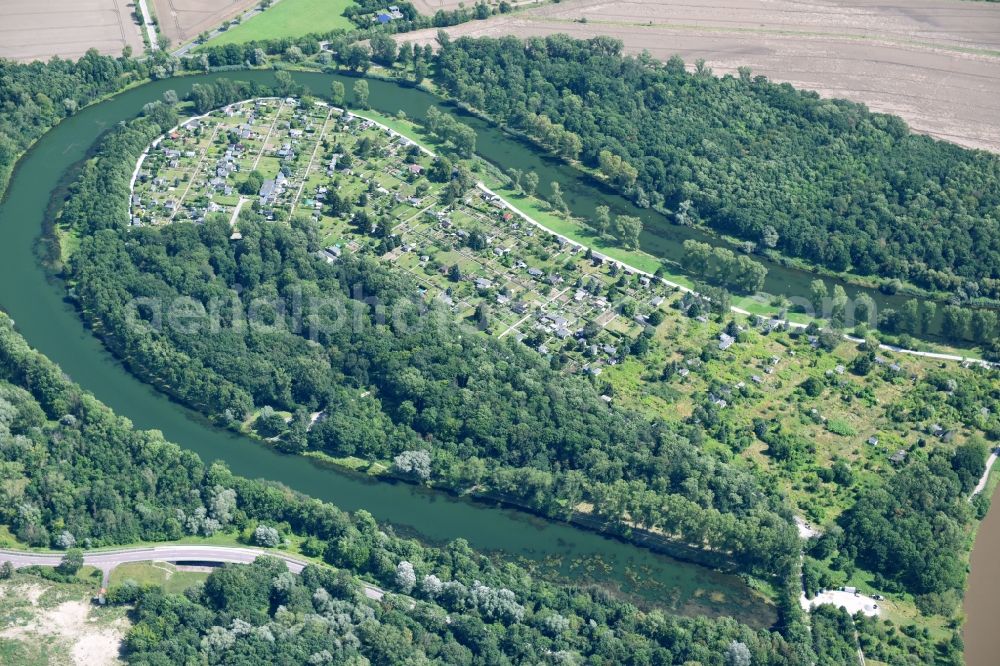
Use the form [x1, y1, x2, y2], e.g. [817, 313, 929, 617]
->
[840, 450, 978, 595]
[0, 314, 812, 664]
[63, 96, 799, 578]
[434, 35, 1000, 301]
[122, 556, 796, 665]
[0, 49, 182, 195]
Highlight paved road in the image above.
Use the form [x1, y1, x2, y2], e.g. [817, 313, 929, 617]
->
[137, 0, 159, 51]
[0, 545, 385, 600]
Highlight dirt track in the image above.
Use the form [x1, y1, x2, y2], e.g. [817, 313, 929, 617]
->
[399, 0, 1000, 153]
[0, 0, 145, 62]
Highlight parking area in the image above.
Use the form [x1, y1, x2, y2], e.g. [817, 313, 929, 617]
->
[802, 589, 882, 617]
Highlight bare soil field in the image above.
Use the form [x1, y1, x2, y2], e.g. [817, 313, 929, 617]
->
[0, 0, 145, 62]
[409, 0, 476, 12]
[152, 0, 260, 46]
[399, 0, 1000, 153]
[0, 576, 129, 666]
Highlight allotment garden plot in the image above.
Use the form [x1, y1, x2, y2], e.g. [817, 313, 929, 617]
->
[130, 97, 673, 377]
[130, 98, 434, 236]
[383, 195, 675, 374]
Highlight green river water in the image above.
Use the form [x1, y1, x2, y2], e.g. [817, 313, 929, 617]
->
[0, 70, 993, 639]
[0, 71, 776, 627]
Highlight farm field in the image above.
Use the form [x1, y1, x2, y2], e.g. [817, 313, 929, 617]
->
[398, 0, 1000, 153]
[209, 0, 356, 46]
[152, 0, 260, 47]
[0, 0, 145, 62]
[408, 0, 540, 14]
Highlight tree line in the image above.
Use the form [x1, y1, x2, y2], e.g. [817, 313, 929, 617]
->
[682, 240, 768, 294]
[0, 48, 175, 194]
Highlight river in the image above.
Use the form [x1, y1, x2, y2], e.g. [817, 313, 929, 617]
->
[1, 70, 994, 644]
[0, 71, 776, 627]
[963, 489, 1000, 666]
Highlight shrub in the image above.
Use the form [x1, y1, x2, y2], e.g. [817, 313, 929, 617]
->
[826, 419, 856, 437]
[253, 525, 281, 548]
[57, 548, 83, 575]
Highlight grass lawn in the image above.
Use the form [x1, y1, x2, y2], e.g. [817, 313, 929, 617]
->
[0, 524, 19, 548]
[304, 450, 388, 475]
[210, 0, 356, 46]
[108, 561, 209, 594]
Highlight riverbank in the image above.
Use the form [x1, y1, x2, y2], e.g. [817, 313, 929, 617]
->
[964, 461, 1000, 666]
[2, 70, 996, 659]
[0, 71, 777, 627]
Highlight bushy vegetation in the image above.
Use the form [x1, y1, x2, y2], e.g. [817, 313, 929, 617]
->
[809, 605, 860, 665]
[121, 553, 808, 665]
[434, 35, 1000, 300]
[856, 612, 964, 665]
[840, 452, 975, 595]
